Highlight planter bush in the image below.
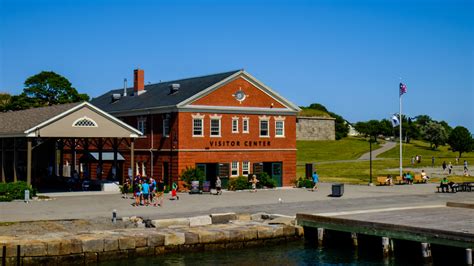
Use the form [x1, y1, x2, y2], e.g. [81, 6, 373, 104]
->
[296, 177, 313, 188]
[228, 176, 250, 191]
[257, 172, 277, 188]
[0, 181, 36, 202]
[180, 166, 205, 190]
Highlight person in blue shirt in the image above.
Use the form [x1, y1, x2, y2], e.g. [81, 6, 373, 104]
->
[141, 179, 150, 206]
[312, 171, 319, 191]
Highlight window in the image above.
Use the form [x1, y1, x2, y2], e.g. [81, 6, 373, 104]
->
[210, 118, 221, 136]
[73, 117, 97, 127]
[193, 118, 203, 136]
[231, 161, 239, 176]
[242, 118, 249, 133]
[275, 121, 285, 137]
[163, 115, 170, 137]
[232, 117, 239, 133]
[260, 119, 269, 137]
[137, 117, 146, 134]
[242, 161, 250, 176]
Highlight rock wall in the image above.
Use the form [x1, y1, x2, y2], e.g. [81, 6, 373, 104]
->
[0, 213, 303, 265]
[296, 116, 335, 141]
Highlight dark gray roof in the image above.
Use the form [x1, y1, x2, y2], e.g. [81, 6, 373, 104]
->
[90, 70, 241, 114]
[0, 102, 81, 136]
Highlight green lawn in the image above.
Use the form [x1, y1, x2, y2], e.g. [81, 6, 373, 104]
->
[296, 138, 474, 185]
[297, 138, 381, 163]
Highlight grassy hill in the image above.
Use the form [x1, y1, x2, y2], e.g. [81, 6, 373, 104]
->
[296, 138, 474, 184]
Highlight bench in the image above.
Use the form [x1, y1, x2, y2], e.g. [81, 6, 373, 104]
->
[395, 176, 404, 184]
[437, 183, 460, 193]
[414, 175, 427, 184]
[377, 176, 389, 185]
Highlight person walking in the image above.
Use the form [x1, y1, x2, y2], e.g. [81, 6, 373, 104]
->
[311, 171, 319, 191]
[154, 177, 165, 206]
[170, 182, 179, 200]
[133, 175, 141, 206]
[431, 156, 435, 168]
[141, 178, 150, 206]
[215, 176, 222, 195]
[448, 162, 453, 175]
[249, 175, 259, 192]
[442, 161, 447, 173]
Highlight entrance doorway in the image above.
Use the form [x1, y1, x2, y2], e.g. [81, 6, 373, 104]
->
[261, 162, 283, 187]
[196, 163, 218, 188]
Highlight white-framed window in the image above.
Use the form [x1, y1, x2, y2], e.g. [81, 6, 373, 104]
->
[191, 113, 205, 137]
[231, 161, 239, 176]
[275, 121, 285, 137]
[232, 117, 239, 133]
[210, 114, 222, 137]
[259, 116, 270, 137]
[137, 116, 146, 134]
[242, 117, 249, 133]
[242, 161, 250, 176]
[73, 116, 97, 127]
[163, 114, 170, 137]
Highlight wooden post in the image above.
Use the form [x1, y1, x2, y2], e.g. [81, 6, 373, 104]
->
[317, 228, 324, 246]
[351, 232, 358, 247]
[421, 242, 432, 262]
[27, 138, 32, 186]
[98, 138, 103, 180]
[382, 237, 390, 257]
[71, 138, 76, 176]
[13, 138, 17, 182]
[130, 138, 135, 186]
[466, 248, 472, 265]
[59, 140, 64, 178]
[113, 138, 118, 181]
[1, 138, 5, 183]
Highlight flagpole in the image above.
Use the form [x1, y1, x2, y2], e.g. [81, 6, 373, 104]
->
[399, 89, 403, 178]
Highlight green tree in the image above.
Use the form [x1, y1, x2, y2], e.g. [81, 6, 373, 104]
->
[447, 126, 473, 158]
[354, 120, 383, 142]
[308, 103, 328, 112]
[421, 122, 448, 150]
[23, 71, 89, 106]
[0, 93, 11, 111]
[329, 112, 349, 140]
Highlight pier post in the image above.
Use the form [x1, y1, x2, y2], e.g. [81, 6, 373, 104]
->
[382, 237, 391, 257]
[421, 243, 432, 263]
[466, 248, 472, 265]
[317, 228, 324, 246]
[351, 232, 358, 247]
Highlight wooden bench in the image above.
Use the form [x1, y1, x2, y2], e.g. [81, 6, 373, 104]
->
[377, 176, 389, 185]
[395, 176, 404, 184]
[414, 175, 427, 183]
[437, 183, 460, 193]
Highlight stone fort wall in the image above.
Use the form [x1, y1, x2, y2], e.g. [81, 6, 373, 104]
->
[296, 116, 335, 141]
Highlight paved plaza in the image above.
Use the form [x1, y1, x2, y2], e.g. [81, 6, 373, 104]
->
[1, 183, 472, 222]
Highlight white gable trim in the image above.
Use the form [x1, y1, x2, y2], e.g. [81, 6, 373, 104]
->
[177, 70, 301, 112]
[24, 102, 142, 138]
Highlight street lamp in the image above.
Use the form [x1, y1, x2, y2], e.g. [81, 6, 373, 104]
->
[369, 136, 374, 186]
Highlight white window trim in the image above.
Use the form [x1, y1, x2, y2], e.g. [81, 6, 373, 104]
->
[231, 161, 239, 177]
[72, 116, 98, 128]
[242, 161, 250, 175]
[275, 120, 285, 138]
[192, 117, 204, 137]
[210, 115, 222, 137]
[242, 117, 249, 134]
[259, 116, 270, 138]
[163, 116, 170, 137]
[137, 116, 147, 134]
[232, 116, 239, 133]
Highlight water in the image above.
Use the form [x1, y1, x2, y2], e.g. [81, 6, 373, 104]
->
[98, 240, 441, 266]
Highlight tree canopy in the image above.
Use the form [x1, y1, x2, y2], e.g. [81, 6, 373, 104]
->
[300, 103, 349, 140]
[1, 71, 89, 112]
[421, 121, 448, 150]
[447, 126, 473, 158]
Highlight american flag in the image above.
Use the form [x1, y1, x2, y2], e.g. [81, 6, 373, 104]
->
[399, 82, 407, 96]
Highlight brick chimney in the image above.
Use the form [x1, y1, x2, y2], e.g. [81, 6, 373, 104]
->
[133, 69, 145, 95]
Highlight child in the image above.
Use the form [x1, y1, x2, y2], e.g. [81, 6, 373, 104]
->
[170, 182, 179, 200]
[312, 171, 319, 191]
[215, 176, 222, 195]
[122, 178, 130, 199]
[249, 175, 259, 192]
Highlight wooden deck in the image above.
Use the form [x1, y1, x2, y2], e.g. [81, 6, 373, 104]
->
[297, 203, 474, 249]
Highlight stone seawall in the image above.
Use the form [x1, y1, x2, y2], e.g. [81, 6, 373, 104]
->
[0, 213, 304, 265]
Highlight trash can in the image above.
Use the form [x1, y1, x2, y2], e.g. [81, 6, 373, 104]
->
[332, 183, 344, 197]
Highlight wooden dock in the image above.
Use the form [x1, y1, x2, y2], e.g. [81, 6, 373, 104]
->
[297, 202, 474, 264]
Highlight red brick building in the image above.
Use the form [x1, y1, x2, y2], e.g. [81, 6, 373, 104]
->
[91, 69, 300, 187]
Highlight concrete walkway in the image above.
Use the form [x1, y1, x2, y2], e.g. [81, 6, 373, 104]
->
[358, 141, 396, 160]
[2, 183, 472, 222]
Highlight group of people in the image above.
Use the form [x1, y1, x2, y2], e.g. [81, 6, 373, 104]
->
[122, 175, 178, 207]
[410, 155, 422, 165]
[442, 160, 469, 176]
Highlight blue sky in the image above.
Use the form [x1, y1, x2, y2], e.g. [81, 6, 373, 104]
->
[1, 0, 473, 131]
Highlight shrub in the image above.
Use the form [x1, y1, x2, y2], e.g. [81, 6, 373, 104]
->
[0, 181, 36, 202]
[228, 176, 250, 191]
[180, 166, 205, 189]
[296, 177, 313, 188]
[257, 172, 276, 188]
